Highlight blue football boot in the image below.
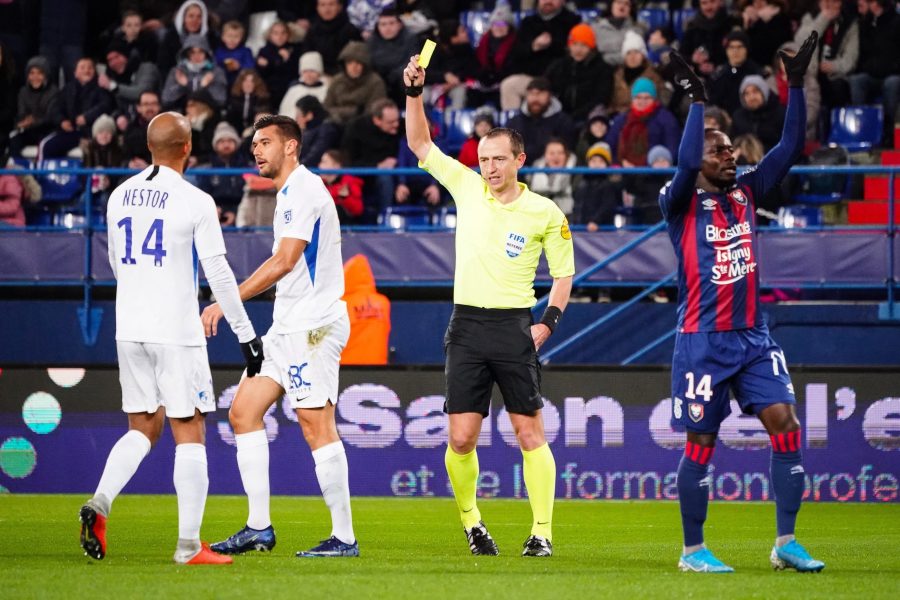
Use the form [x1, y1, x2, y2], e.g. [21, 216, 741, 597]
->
[210, 525, 276, 555]
[295, 536, 359, 558]
[770, 540, 825, 572]
[678, 548, 735, 573]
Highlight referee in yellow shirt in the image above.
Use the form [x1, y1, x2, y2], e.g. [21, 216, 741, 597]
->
[403, 56, 575, 557]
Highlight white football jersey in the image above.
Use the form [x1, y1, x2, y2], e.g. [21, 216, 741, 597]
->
[106, 165, 226, 346]
[271, 164, 346, 332]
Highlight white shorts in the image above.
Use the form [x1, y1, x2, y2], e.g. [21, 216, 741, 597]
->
[117, 341, 215, 419]
[258, 314, 350, 410]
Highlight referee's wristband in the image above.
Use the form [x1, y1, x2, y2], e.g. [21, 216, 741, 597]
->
[539, 306, 563, 334]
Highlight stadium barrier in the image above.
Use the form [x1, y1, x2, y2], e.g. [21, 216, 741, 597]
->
[0, 366, 896, 502]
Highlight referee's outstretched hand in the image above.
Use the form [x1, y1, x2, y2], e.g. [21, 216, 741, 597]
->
[780, 30, 818, 87]
[669, 52, 707, 104]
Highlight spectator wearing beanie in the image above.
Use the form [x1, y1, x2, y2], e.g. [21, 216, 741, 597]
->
[573, 141, 621, 229]
[609, 29, 670, 115]
[624, 144, 671, 225]
[592, 0, 647, 68]
[199, 121, 248, 226]
[471, 2, 518, 108]
[575, 105, 610, 166]
[9, 56, 60, 158]
[732, 74, 785, 151]
[607, 76, 679, 166]
[545, 23, 615, 124]
[81, 113, 125, 210]
[708, 29, 763, 115]
[279, 51, 329, 116]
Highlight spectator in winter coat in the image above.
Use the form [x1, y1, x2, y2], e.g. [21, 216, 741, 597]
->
[340, 97, 401, 218]
[367, 8, 419, 105]
[215, 20, 255, 88]
[320, 149, 364, 223]
[97, 39, 161, 118]
[80, 114, 124, 211]
[741, 0, 793, 68]
[255, 21, 299, 108]
[795, 0, 859, 113]
[295, 95, 342, 168]
[471, 2, 517, 108]
[426, 20, 478, 111]
[199, 121, 248, 226]
[574, 105, 610, 166]
[324, 41, 387, 125]
[591, 0, 646, 68]
[680, 0, 741, 75]
[528, 138, 577, 216]
[606, 77, 679, 166]
[708, 30, 763, 115]
[121, 90, 161, 168]
[501, 0, 582, 110]
[162, 34, 228, 110]
[304, 0, 363, 76]
[732, 74, 786, 151]
[573, 141, 620, 229]
[279, 51, 329, 116]
[609, 30, 670, 116]
[545, 23, 615, 124]
[849, 0, 900, 145]
[506, 76, 577, 165]
[158, 0, 218, 75]
[225, 69, 271, 136]
[40, 57, 114, 159]
[9, 56, 59, 157]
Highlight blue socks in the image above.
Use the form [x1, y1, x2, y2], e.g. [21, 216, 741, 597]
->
[678, 441, 714, 548]
[770, 430, 804, 538]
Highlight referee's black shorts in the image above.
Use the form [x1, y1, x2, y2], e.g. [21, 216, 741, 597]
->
[443, 304, 543, 417]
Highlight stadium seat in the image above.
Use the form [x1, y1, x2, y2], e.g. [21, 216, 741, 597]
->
[441, 109, 482, 154]
[673, 8, 696, 41]
[436, 206, 457, 229]
[578, 9, 600, 23]
[461, 10, 491, 47]
[10, 156, 32, 170]
[246, 11, 278, 54]
[497, 109, 518, 126]
[777, 205, 822, 228]
[794, 144, 851, 204]
[637, 8, 669, 31]
[380, 205, 433, 229]
[37, 158, 83, 203]
[827, 106, 883, 152]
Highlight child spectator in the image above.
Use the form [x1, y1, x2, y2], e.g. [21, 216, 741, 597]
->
[80, 113, 124, 211]
[574, 106, 610, 166]
[320, 149, 364, 223]
[199, 121, 247, 226]
[215, 20, 255, 88]
[225, 69, 271, 136]
[158, 0, 217, 75]
[545, 23, 616, 124]
[255, 20, 298, 108]
[573, 141, 620, 231]
[528, 138, 576, 217]
[279, 51, 328, 116]
[646, 26, 674, 67]
[105, 10, 158, 65]
[162, 34, 228, 111]
[10, 56, 60, 159]
[458, 110, 495, 168]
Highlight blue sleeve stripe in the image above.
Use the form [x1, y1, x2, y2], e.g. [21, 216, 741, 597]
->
[303, 218, 321, 285]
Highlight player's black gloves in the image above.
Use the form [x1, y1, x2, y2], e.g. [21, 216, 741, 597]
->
[669, 52, 707, 103]
[241, 337, 264, 377]
[780, 30, 818, 87]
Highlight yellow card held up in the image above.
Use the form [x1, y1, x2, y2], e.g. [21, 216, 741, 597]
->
[418, 40, 436, 69]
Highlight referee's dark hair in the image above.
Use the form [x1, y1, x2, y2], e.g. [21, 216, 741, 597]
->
[483, 127, 525, 158]
[253, 114, 303, 146]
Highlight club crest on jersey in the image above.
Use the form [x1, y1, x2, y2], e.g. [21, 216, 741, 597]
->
[689, 402, 704, 422]
[702, 198, 717, 210]
[284, 209, 292, 224]
[731, 189, 747, 205]
[506, 232, 526, 258]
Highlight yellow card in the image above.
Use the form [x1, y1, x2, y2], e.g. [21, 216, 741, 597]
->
[417, 39, 436, 69]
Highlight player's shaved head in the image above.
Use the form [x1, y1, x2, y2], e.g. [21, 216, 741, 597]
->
[147, 112, 192, 162]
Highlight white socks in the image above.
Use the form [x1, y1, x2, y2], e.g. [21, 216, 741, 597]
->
[93, 429, 152, 515]
[173, 443, 208, 541]
[235, 430, 271, 530]
[312, 441, 355, 544]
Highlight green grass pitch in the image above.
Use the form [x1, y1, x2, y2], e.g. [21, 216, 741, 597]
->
[1, 495, 898, 599]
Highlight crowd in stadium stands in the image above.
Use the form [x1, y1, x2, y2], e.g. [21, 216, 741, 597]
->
[0, 0, 898, 228]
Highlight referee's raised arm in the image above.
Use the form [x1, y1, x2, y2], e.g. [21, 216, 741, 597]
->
[403, 55, 432, 161]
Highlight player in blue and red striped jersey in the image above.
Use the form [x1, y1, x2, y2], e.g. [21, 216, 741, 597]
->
[660, 34, 825, 574]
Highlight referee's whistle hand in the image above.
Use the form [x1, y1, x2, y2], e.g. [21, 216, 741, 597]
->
[201, 303, 224, 337]
[531, 324, 552, 350]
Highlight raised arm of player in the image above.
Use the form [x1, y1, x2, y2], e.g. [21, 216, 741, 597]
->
[660, 52, 706, 219]
[201, 237, 306, 337]
[742, 31, 817, 199]
[403, 55, 432, 161]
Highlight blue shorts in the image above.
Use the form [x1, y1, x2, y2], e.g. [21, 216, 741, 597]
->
[670, 325, 796, 433]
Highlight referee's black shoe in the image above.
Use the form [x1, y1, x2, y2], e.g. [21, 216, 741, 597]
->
[465, 521, 499, 555]
[522, 535, 552, 557]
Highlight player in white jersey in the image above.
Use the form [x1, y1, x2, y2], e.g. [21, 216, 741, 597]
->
[202, 115, 357, 558]
[78, 112, 264, 566]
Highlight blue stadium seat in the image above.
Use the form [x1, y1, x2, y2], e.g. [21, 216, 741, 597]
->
[37, 158, 83, 203]
[436, 206, 457, 229]
[673, 8, 696, 41]
[794, 144, 851, 204]
[827, 106, 883, 152]
[380, 205, 433, 229]
[442, 109, 483, 154]
[777, 205, 822, 228]
[637, 8, 669, 31]
[497, 109, 518, 126]
[578, 9, 600, 23]
[461, 11, 491, 47]
[10, 156, 32, 170]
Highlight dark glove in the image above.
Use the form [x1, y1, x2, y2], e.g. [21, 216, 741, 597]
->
[240, 337, 264, 377]
[780, 30, 818, 87]
[669, 51, 707, 103]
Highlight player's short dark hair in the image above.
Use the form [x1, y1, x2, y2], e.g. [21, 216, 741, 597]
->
[483, 127, 525, 157]
[253, 114, 303, 146]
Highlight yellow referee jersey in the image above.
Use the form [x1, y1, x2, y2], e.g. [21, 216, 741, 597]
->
[421, 144, 575, 309]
